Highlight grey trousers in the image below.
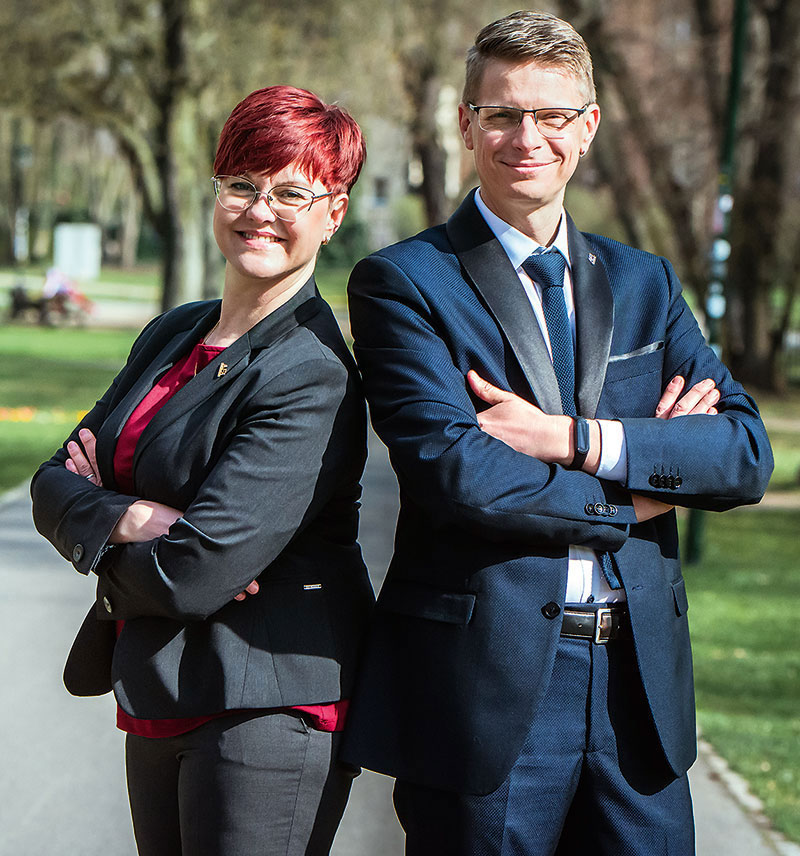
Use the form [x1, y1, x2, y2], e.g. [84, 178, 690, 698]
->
[125, 710, 354, 856]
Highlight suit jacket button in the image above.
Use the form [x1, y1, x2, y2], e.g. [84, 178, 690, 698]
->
[72, 544, 85, 563]
[649, 473, 660, 487]
[542, 602, 561, 620]
[585, 503, 596, 515]
[102, 596, 113, 614]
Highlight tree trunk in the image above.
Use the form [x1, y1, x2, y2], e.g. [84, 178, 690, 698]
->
[726, 0, 800, 390]
[120, 191, 141, 270]
[403, 57, 449, 227]
[157, 0, 189, 312]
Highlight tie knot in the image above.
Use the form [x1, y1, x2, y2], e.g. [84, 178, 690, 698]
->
[522, 252, 566, 290]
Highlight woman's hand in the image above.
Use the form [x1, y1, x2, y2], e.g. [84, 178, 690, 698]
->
[109, 500, 257, 602]
[110, 500, 183, 544]
[233, 580, 260, 602]
[65, 428, 102, 486]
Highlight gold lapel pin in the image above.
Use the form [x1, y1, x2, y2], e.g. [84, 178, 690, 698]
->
[216, 362, 228, 378]
[588, 253, 597, 265]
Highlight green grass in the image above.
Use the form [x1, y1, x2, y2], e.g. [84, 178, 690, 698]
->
[758, 393, 800, 492]
[765, 429, 800, 490]
[683, 508, 800, 842]
[0, 325, 138, 491]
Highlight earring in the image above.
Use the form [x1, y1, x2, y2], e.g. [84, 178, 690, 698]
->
[578, 149, 587, 159]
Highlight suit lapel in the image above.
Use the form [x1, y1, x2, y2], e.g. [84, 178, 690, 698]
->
[132, 278, 322, 467]
[567, 215, 613, 418]
[446, 192, 563, 415]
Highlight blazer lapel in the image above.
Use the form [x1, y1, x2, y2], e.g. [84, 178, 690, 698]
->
[95, 303, 221, 485]
[446, 192, 563, 415]
[133, 278, 322, 467]
[567, 215, 613, 418]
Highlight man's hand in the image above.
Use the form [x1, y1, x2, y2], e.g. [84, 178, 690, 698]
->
[655, 376, 719, 419]
[634, 376, 721, 522]
[467, 370, 573, 464]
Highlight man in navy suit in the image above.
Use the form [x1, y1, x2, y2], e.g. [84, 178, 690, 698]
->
[343, 11, 773, 855]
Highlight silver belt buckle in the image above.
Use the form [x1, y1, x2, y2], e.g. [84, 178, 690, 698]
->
[594, 607, 613, 644]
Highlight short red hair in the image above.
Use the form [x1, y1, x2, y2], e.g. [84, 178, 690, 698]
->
[213, 85, 366, 195]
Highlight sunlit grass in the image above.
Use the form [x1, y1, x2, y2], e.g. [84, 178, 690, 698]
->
[0, 325, 138, 491]
[683, 508, 800, 842]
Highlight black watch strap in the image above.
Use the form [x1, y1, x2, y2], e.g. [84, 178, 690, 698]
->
[571, 416, 590, 470]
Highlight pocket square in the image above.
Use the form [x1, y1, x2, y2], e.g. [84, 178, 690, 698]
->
[608, 341, 664, 362]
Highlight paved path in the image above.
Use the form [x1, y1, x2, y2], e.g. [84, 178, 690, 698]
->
[0, 433, 794, 855]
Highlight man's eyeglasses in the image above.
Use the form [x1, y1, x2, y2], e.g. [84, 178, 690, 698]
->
[212, 176, 333, 221]
[468, 103, 590, 137]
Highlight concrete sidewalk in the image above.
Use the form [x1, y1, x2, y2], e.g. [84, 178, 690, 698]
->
[0, 435, 795, 854]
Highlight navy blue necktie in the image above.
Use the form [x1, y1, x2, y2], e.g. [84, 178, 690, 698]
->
[522, 251, 622, 590]
[522, 252, 574, 416]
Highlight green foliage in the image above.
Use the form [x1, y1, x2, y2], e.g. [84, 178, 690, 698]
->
[683, 509, 800, 843]
[313, 268, 350, 313]
[316, 212, 371, 274]
[392, 193, 427, 242]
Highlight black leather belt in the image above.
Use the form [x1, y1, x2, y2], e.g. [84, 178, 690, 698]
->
[560, 604, 631, 644]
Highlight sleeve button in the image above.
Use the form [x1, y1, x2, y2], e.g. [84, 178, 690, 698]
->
[585, 503, 596, 515]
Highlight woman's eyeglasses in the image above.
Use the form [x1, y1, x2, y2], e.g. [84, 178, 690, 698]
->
[212, 176, 333, 222]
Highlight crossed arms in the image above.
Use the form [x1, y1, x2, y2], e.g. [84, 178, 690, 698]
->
[348, 251, 772, 548]
[467, 370, 719, 522]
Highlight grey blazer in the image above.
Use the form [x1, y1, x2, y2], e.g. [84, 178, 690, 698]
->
[31, 278, 374, 718]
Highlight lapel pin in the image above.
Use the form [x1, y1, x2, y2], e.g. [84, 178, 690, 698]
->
[216, 362, 228, 378]
[588, 253, 596, 265]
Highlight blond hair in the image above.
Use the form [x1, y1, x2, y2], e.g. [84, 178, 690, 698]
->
[463, 11, 596, 105]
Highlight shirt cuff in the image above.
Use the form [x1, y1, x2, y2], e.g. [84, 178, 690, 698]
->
[596, 419, 628, 482]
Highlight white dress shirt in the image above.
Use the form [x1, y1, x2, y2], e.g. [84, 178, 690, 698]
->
[474, 190, 627, 603]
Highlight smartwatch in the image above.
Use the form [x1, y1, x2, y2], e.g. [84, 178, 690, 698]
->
[571, 416, 591, 470]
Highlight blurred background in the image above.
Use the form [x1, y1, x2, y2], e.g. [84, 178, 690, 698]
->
[0, 0, 798, 850]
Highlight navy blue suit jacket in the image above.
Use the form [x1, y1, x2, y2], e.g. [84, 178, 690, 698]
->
[341, 192, 772, 795]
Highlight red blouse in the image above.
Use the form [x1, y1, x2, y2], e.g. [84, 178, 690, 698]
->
[112, 340, 347, 737]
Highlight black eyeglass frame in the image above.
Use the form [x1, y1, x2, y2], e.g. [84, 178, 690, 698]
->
[211, 175, 334, 220]
[467, 103, 592, 135]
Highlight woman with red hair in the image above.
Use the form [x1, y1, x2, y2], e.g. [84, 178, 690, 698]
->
[31, 86, 372, 855]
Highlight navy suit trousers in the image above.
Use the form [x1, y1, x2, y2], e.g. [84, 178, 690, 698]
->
[394, 637, 695, 856]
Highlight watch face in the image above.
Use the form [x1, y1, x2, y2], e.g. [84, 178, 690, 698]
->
[575, 417, 591, 455]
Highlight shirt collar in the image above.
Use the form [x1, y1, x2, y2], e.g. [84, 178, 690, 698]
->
[474, 188, 571, 271]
